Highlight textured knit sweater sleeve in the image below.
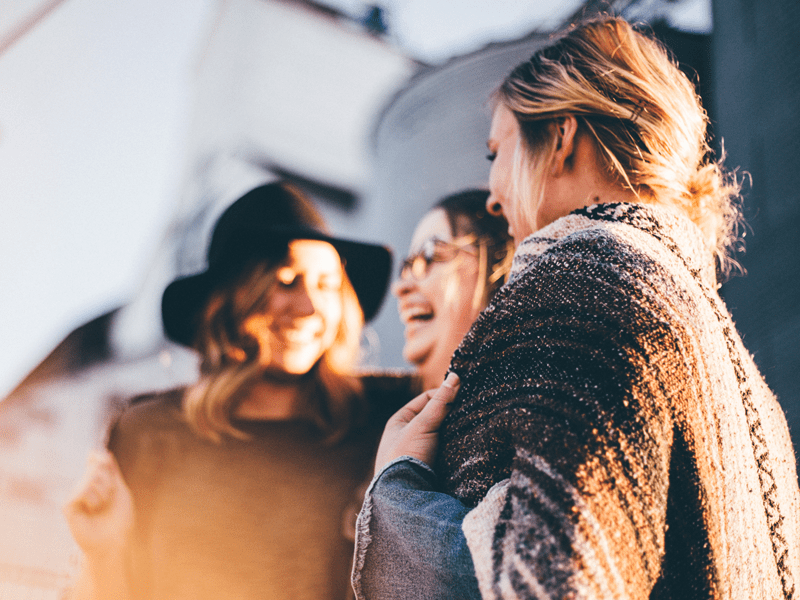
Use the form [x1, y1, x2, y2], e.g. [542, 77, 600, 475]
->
[440, 204, 800, 600]
[446, 232, 676, 599]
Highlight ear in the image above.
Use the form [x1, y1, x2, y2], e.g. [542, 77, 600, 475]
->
[227, 346, 248, 363]
[549, 115, 579, 177]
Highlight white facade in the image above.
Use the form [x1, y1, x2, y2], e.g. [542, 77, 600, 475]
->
[0, 1, 416, 594]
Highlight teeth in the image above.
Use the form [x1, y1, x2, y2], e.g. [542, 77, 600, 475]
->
[281, 329, 318, 343]
[401, 306, 433, 322]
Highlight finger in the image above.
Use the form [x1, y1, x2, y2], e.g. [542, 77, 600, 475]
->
[65, 450, 119, 516]
[434, 372, 461, 403]
[407, 372, 461, 435]
[389, 389, 435, 426]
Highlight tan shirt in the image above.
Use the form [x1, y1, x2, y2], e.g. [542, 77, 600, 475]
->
[109, 384, 401, 600]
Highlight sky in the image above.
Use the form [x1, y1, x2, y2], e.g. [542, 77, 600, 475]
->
[0, 0, 710, 398]
[325, 0, 711, 60]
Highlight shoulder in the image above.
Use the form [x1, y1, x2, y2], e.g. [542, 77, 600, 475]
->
[516, 225, 644, 282]
[115, 388, 185, 432]
[107, 388, 188, 471]
[453, 220, 687, 374]
[509, 203, 713, 295]
[359, 370, 421, 421]
[498, 219, 682, 324]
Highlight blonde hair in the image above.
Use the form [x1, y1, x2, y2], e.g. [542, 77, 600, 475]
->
[183, 255, 364, 443]
[495, 15, 743, 277]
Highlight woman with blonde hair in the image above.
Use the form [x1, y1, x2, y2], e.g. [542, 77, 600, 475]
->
[64, 182, 410, 600]
[353, 16, 800, 600]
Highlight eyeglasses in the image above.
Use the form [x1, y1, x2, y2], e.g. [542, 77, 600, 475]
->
[399, 237, 478, 281]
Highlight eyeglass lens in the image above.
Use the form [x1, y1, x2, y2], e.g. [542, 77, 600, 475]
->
[399, 238, 472, 280]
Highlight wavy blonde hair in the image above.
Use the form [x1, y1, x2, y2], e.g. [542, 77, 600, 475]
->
[183, 255, 364, 443]
[495, 15, 743, 277]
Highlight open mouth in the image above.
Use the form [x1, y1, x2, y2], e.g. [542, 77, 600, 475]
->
[279, 328, 320, 345]
[402, 306, 434, 324]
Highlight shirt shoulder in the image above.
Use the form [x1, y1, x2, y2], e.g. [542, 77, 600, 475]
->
[107, 388, 188, 480]
[359, 371, 421, 422]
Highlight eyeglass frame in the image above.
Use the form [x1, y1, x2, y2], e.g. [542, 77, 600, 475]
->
[398, 236, 479, 281]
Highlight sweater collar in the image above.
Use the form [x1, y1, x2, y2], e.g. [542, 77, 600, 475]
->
[509, 202, 718, 288]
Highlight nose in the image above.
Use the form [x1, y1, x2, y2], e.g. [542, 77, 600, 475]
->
[391, 274, 415, 298]
[486, 194, 503, 217]
[291, 283, 317, 317]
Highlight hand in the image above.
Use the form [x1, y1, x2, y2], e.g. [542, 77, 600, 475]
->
[374, 372, 461, 475]
[64, 449, 134, 555]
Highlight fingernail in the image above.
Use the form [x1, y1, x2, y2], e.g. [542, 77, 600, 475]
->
[445, 372, 460, 386]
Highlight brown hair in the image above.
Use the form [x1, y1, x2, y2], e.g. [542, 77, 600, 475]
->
[435, 189, 514, 310]
[495, 15, 743, 277]
[183, 255, 364, 443]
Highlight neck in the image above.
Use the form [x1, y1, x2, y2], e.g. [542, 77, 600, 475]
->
[587, 177, 640, 207]
[235, 377, 312, 421]
[543, 129, 640, 228]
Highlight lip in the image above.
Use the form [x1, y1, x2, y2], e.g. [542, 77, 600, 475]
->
[398, 307, 435, 350]
[272, 324, 322, 346]
[398, 300, 434, 326]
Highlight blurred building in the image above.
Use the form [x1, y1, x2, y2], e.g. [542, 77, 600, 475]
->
[0, 0, 416, 595]
[1, 0, 798, 596]
[712, 0, 800, 453]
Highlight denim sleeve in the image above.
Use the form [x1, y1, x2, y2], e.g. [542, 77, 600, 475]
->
[351, 457, 481, 600]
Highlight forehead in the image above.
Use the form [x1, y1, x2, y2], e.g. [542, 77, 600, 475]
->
[409, 209, 453, 251]
[284, 239, 342, 271]
[489, 104, 520, 144]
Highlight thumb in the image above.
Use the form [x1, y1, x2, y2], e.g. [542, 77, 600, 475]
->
[412, 372, 461, 435]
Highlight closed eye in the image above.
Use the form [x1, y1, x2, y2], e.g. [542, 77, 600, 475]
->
[318, 277, 342, 292]
[276, 267, 297, 287]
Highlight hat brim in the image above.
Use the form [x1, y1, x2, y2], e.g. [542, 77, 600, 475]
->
[161, 230, 392, 347]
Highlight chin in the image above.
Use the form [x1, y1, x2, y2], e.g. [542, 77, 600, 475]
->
[402, 345, 427, 370]
[274, 352, 325, 377]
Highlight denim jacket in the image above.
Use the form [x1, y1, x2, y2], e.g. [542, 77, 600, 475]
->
[351, 457, 481, 600]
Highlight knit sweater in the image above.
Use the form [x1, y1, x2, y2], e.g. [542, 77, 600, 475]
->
[440, 203, 800, 599]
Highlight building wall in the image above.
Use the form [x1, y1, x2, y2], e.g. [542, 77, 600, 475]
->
[0, 1, 417, 593]
[713, 0, 800, 450]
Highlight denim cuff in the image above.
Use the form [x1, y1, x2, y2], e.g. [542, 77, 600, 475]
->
[352, 457, 481, 600]
[365, 455, 437, 496]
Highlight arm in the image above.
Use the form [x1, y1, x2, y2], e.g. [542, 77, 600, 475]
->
[444, 249, 679, 600]
[352, 375, 482, 600]
[63, 450, 135, 600]
[371, 239, 680, 599]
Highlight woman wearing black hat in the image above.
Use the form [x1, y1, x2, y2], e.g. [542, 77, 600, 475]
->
[63, 182, 411, 600]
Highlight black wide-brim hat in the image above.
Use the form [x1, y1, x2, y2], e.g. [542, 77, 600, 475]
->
[162, 182, 392, 347]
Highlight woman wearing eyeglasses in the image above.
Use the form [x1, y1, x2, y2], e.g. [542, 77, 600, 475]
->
[345, 190, 511, 598]
[392, 189, 513, 391]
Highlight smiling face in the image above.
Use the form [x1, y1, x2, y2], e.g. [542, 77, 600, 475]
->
[392, 209, 482, 389]
[486, 104, 534, 246]
[241, 239, 344, 377]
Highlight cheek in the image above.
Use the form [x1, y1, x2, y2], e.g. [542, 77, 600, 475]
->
[438, 267, 480, 328]
[242, 315, 270, 339]
[418, 269, 452, 311]
[492, 152, 513, 192]
[320, 298, 344, 343]
[488, 161, 504, 199]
